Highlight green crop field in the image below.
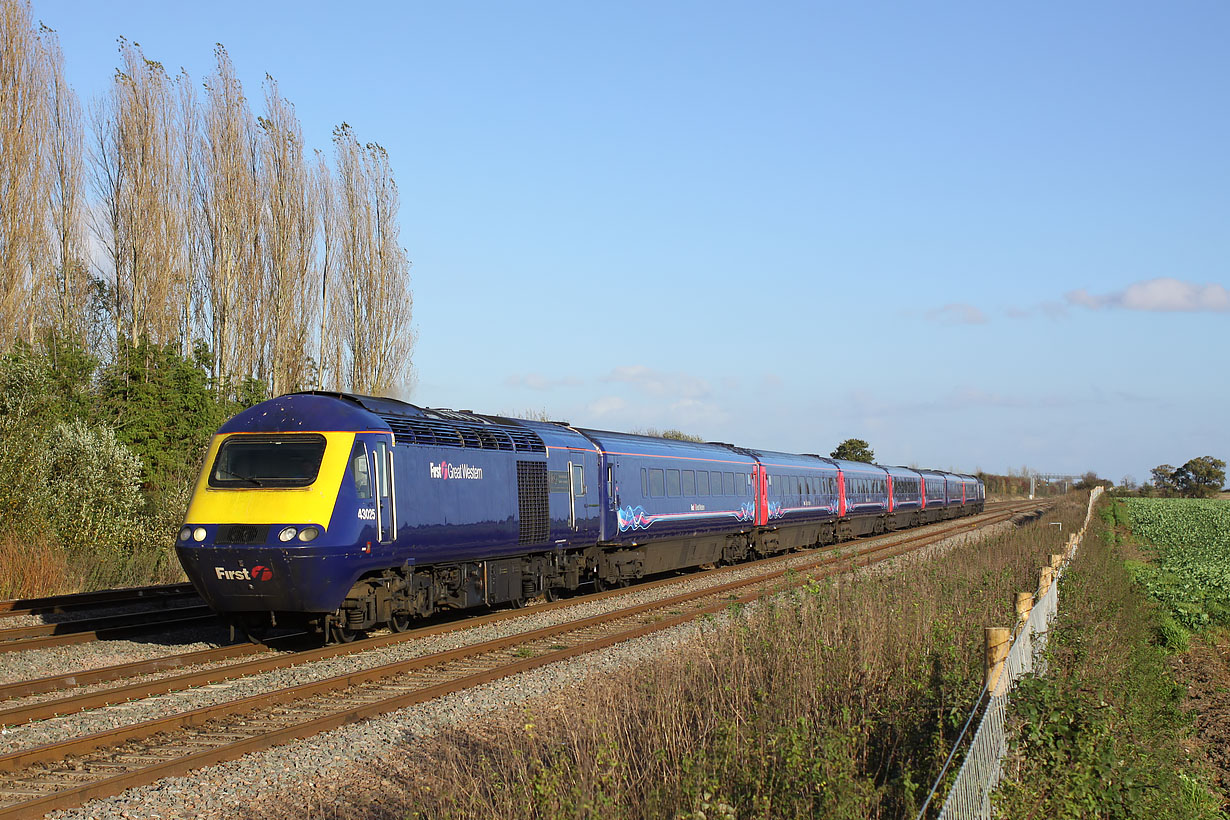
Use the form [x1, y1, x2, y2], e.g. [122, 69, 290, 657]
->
[1120, 498, 1230, 632]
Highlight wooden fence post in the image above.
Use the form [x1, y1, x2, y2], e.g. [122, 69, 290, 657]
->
[984, 627, 1010, 693]
[1015, 592, 1033, 624]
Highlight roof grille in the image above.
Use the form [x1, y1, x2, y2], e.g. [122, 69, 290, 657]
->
[377, 414, 545, 454]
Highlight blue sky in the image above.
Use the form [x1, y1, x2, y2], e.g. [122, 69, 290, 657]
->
[43, 1, 1229, 484]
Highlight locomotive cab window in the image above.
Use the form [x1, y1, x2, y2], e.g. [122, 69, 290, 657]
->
[209, 434, 327, 488]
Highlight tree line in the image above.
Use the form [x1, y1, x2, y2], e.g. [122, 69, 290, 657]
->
[0, 0, 414, 398]
[1145, 457, 1225, 498]
[0, 0, 415, 596]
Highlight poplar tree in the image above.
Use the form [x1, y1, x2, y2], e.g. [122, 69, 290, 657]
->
[257, 77, 317, 396]
[41, 26, 90, 346]
[0, 0, 49, 349]
[195, 45, 260, 396]
[89, 39, 190, 353]
[331, 123, 414, 395]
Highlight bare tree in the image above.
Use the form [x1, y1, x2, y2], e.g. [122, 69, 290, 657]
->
[313, 149, 339, 390]
[195, 44, 261, 395]
[331, 123, 414, 395]
[256, 77, 317, 396]
[40, 25, 89, 345]
[89, 39, 190, 351]
[0, 0, 49, 350]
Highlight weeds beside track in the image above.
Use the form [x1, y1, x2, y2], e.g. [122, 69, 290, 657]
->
[233, 496, 1085, 820]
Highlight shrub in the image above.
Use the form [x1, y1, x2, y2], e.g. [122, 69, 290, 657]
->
[37, 418, 145, 555]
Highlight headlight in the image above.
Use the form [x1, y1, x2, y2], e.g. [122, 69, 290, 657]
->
[278, 526, 298, 542]
[192, 527, 207, 542]
[297, 526, 320, 543]
[179, 527, 192, 542]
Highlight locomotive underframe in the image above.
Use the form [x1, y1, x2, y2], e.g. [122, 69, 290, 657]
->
[309, 501, 983, 642]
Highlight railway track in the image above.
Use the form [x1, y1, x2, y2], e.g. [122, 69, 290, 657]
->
[0, 584, 197, 621]
[0, 499, 1047, 819]
[0, 500, 1028, 658]
[0, 499, 1037, 710]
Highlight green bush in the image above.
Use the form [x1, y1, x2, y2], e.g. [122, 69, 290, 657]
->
[0, 334, 264, 593]
[37, 418, 144, 554]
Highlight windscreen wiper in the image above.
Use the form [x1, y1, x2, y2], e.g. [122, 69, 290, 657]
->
[216, 467, 265, 487]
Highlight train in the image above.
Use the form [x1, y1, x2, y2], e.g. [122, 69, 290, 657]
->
[175, 391, 984, 642]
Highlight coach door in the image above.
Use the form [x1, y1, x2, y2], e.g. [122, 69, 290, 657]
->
[567, 461, 584, 530]
[371, 439, 395, 544]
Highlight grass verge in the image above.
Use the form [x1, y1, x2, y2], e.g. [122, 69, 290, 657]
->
[993, 497, 1227, 818]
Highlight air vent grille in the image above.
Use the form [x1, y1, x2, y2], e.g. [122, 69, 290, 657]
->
[377, 414, 545, 454]
[517, 460, 550, 545]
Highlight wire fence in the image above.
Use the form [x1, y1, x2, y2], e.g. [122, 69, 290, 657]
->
[918, 488, 1103, 820]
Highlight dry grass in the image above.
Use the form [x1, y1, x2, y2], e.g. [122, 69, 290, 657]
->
[0, 529, 75, 599]
[0, 530, 184, 601]
[246, 494, 1091, 820]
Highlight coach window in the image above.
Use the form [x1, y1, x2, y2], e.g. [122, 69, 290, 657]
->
[697, 470, 710, 496]
[721, 472, 733, 496]
[649, 468, 665, 497]
[667, 469, 681, 497]
[641, 468, 648, 497]
[350, 443, 372, 500]
[682, 470, 696, 496]
[572, 465, 585, 498]
[712, 471, 723, 494]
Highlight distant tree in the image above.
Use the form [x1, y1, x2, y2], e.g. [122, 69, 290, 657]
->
[1150, 464, 1179, 495]
[1173, 456, 1226, 499]
[635, 428, 704, 443]
[1119, 475, 1137, 492]
[831, 438, 874, 463]
[503, 408, 554, 422]
[1075, 471, 1111, 490]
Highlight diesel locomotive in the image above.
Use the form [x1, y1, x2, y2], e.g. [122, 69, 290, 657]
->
[176, 392, 984, 642]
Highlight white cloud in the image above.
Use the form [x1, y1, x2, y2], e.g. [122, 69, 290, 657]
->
[602, 365, 711, 400]
[586, 395, 628, 418]
[1066, 277, 1230, 313]
[504, 373, 583, 390]
[1006, 301, 1068, 320]
[924, 303, 988, 325]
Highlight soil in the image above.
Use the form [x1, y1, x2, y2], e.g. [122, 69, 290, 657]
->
[1171, 629, 1230, 805]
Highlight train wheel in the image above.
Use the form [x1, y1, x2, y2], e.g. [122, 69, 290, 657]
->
[389, 612, 412, 633]
[331, 623, 357, 643]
